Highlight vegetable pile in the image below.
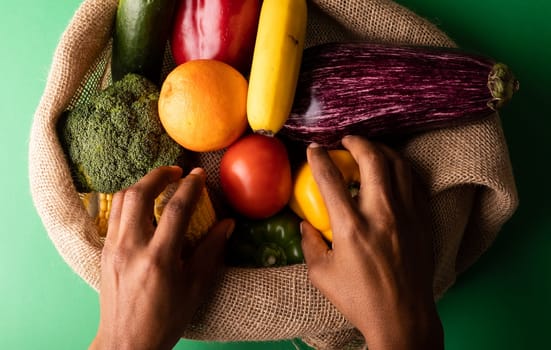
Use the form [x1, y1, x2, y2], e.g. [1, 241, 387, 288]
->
[57, 0, 518, 268]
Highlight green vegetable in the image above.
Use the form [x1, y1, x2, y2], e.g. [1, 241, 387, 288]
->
[226, 210, 304, 267]
[112, 0, 178, 84]
[57, 73, 185, 193]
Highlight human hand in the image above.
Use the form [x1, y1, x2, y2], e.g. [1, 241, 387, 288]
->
[90, 166, 234, 350]
[301, 136, 443, 350]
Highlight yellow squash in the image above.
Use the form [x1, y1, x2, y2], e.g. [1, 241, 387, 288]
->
[247, 0, 307, 135]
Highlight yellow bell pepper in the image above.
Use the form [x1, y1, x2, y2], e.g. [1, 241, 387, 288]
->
[289, 150, 360, 242]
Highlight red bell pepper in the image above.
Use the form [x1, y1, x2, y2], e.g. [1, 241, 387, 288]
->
[170, 0, 261, 74]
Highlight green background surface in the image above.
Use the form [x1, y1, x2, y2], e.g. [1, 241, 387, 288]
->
[1, 0, 549, 349]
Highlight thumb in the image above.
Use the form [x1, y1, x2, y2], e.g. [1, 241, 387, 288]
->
[300, 220, 330, 268]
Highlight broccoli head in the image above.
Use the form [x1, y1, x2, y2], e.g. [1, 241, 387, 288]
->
[57, 73, 186, 193]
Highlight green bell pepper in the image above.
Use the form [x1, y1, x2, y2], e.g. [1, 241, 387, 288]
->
[226, 209, 304, 267]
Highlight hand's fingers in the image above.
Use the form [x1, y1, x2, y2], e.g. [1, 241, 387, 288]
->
[105, 190, 125, 244]
[306, 144, 358, 227]
[375, 143, 415, 212]
[341, 136, 394, 216]
[300, 221, 331, 269]
[371, 143, 434, 276]
[153, 168, 206, 258]
[116, 166, 183, 246]
[187, 219, 234, 282]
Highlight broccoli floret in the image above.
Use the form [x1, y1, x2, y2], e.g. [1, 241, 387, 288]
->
[57, 73, 185, 193]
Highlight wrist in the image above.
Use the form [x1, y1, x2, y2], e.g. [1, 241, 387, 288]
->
[359, 300, 444, 350]
[90, 327, 180, 350]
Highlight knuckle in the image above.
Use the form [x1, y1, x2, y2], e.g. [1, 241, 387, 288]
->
[163, 196, 193, 219]
[347, 137, 379, 158]
[339, 217, 367, 241]
[123, 185, 147, 204]
[315, 162, 344, 185]
[360, 147, 386, 167]
[101, 242, 130, 269]
[306, 259, 335, 293]
[372, 213, 399, 236]
[103, 237, 120, 256]
[306, 262, 324, 285]
[141, 252, 165, 275]
[182, 173, 203, 189]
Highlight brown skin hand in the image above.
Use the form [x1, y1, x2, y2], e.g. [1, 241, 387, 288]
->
[301, 136, 444, 350]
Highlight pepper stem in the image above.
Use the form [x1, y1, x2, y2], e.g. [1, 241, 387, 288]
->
[487, 63, 520, 111]
[348, 182, 360, 198]
[257, 243, 287, 267]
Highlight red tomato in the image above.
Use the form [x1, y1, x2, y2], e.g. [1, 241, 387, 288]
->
[170, 0, 261, 74]
[220, 134, 292, 219]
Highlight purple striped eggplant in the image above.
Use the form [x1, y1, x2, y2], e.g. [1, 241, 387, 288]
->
[281, 42, 519, 147]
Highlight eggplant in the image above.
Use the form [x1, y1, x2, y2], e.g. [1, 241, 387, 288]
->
[281, 42, 519, 147]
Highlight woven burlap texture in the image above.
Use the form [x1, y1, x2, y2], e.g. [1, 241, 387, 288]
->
[29, 0, 518, 349]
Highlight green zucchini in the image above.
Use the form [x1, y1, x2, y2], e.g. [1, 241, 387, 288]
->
[111, 0, 177, 84]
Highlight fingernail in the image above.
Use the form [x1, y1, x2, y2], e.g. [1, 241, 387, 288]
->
[308, 142, 321, 149]
[342, 135, 360, 144]
[190, 167, 206, 179]
[299, 221, 305, 235]
[168, 165, 183, 174]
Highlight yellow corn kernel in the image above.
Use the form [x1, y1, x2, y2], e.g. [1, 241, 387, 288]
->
[96, 193, 112, 237]
[79, 192, 112, 237]
[154, 180, 216, 244]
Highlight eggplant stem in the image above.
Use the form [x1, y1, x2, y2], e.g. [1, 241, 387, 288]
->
[487, 63, 520, 111]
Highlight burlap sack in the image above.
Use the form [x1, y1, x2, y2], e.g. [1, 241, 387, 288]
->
[29, 0, 518, 349]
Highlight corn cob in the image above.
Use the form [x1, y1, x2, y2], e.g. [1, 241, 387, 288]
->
[79, 192, 112, 237]
[80, 182, 215, 242]
[154, 180, 216, 244]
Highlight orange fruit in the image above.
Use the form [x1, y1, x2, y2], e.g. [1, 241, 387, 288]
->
[158, 59, 248, 152]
